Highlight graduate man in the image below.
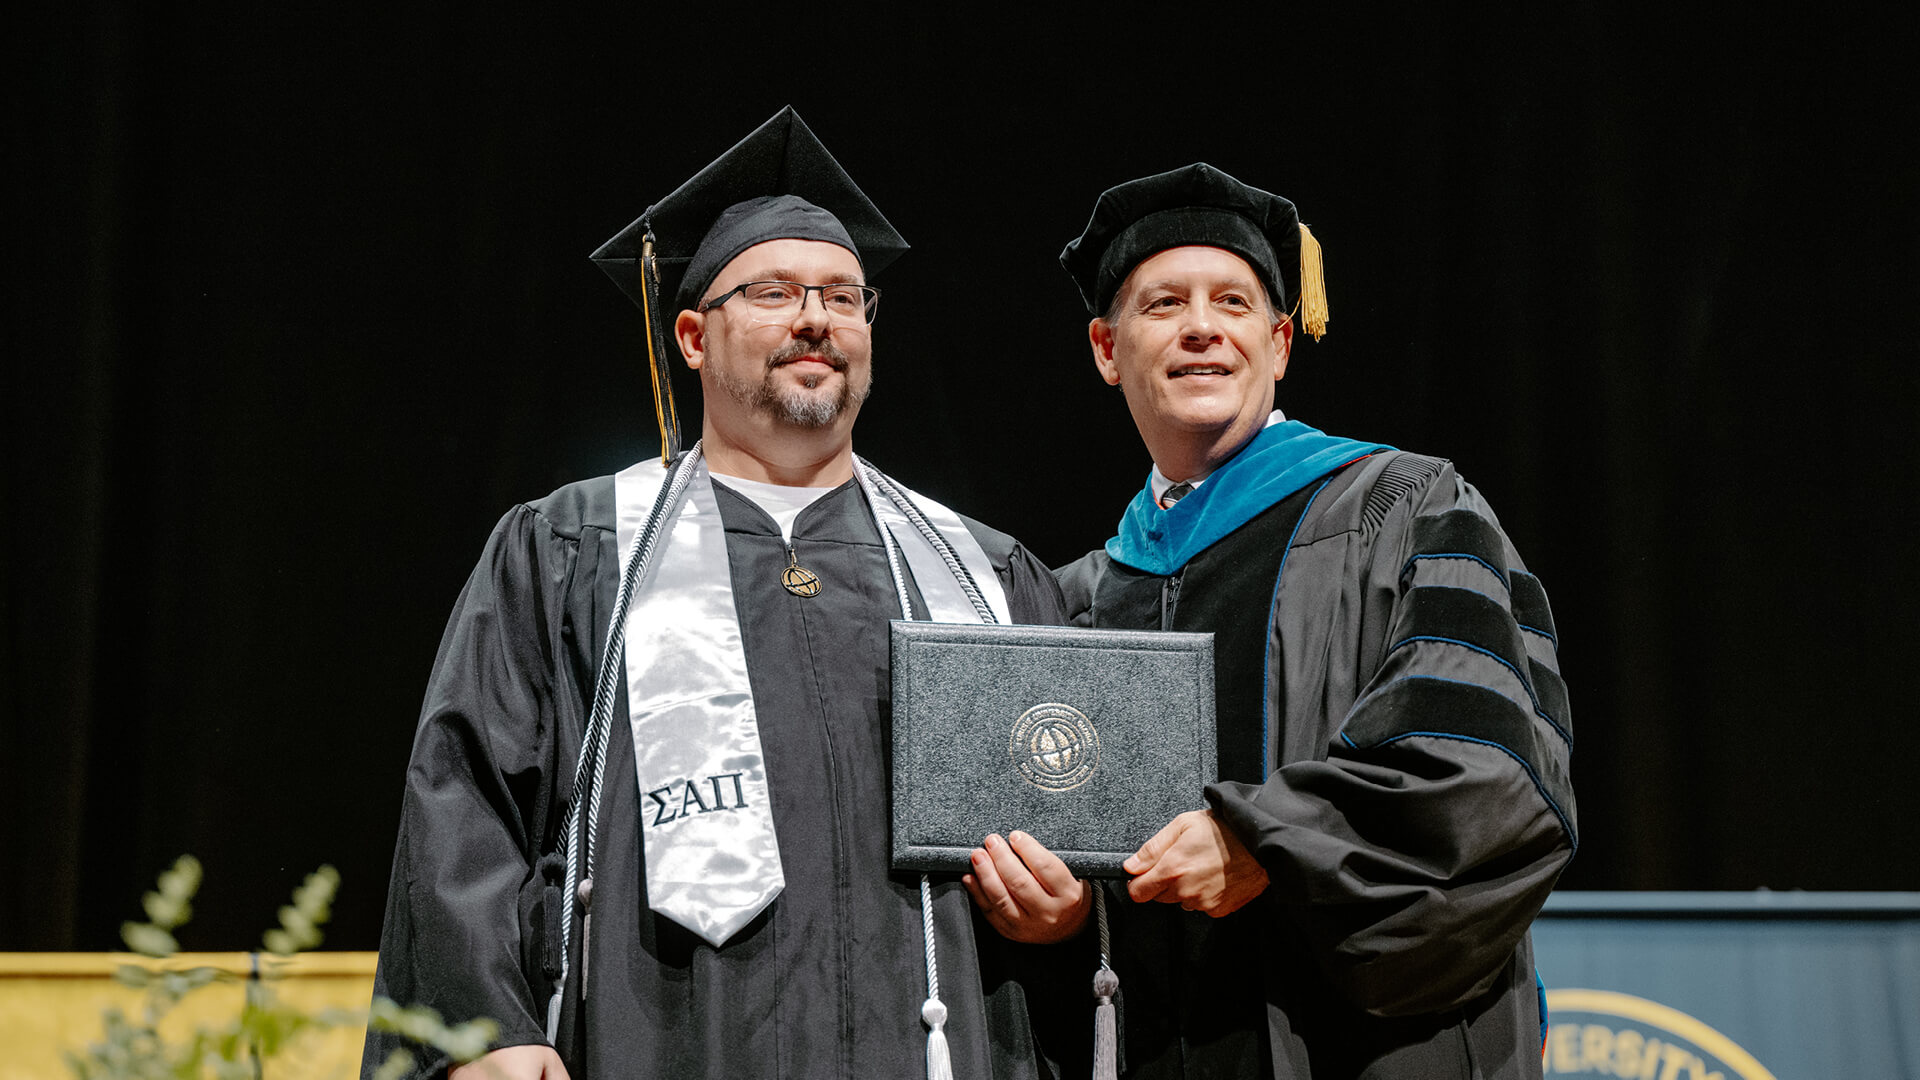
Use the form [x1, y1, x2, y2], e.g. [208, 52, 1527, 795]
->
[362, 109, 1068, 1080]
[1042, 164, 1578, 1078]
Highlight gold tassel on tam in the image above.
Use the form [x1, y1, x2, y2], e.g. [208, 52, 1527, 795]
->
[1297, 222, 1330, 342]
[639, 233, 683, 466]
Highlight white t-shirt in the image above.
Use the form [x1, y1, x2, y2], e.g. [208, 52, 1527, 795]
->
[709, 472, 842, 544]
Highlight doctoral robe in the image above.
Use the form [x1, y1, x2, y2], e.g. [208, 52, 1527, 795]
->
[1057, 438, 1577, 1080]
[365, 472, 1069, 1078]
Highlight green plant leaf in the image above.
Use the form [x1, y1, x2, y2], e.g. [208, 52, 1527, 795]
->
[77, 860, 504, 1078]
[121, 921, 178, 959]
[369, 1048, 416, 1080]
[156, 856, 202, 898]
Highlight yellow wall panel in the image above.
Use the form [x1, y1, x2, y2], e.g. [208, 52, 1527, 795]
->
[0, 952, 377, 1080]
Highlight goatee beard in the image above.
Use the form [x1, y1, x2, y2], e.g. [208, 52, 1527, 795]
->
[725, 338, 872, 429]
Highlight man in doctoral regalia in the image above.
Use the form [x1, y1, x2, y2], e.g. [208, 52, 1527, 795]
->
[362, 108, 1069, 1079]
[1038, 164, 1578, 1078]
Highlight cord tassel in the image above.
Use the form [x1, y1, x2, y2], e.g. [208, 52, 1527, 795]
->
[919, 875, 954, 1080]
[1298, 222, 1330, 341]
[1091, 887, 1118, 1080]
[923, 998, 954, 1080]
[1092, 971, 1119, 1080]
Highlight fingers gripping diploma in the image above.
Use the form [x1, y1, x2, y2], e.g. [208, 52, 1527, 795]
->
[1123, 809, 1269, 916]
[449, 1044, 572, 1080]
[962, 831, 1094, 944]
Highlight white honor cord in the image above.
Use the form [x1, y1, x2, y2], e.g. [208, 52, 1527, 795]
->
[920, 876, 954, 1080]
[547, 447, 703, 1042]
[863, 463, 1002, 1080]
[870, 506, 953, 1080]
[857, 459, 1009, 625]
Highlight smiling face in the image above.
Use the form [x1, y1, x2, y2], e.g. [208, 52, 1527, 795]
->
[1090, 245, 1293, 480]
[674, 238, 874, 464]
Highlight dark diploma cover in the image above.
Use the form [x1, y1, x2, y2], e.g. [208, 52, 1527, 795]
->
[889, 621, 1217, 877]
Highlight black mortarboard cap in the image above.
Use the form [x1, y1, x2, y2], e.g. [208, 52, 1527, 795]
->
[1059, 163, 1328, 339]
[588, 107, 908, 462]
[592, 106, 909, 314]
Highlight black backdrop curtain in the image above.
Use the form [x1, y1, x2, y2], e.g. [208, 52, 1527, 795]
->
[7, 6, 1917, 950]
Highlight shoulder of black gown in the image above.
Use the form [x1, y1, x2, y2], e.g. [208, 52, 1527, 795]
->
[1050, 549, 1108, 628]
[522, 472, 619, 540]
[955, 513, 1070, 627]
[1288, 449, 1453, 547]
[954, 513, 1017, 568]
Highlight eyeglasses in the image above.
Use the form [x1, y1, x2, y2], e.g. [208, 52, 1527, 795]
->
[697, 280, 882, 325]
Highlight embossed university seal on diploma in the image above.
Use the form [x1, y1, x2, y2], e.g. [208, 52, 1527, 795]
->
[889, 622, 1217, 877]
[1010, 703, 1102, 792]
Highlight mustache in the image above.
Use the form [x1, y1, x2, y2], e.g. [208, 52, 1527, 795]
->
[767, 338, 851, 372]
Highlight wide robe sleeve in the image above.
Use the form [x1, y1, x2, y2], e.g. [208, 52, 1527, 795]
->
[1207, 458, 1576, 1019]
[364, 499, 602, 1075]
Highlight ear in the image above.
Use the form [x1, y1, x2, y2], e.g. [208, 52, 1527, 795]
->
[674, 309, 705, 370]
[1271, 316, 1294, 382]
[1088, 318, 1123, 386]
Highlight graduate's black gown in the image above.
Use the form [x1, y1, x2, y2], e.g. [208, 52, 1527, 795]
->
[363, 474, 1069, 1079]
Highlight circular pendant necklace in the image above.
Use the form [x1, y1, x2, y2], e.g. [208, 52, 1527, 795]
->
[782, 547, 821, 598]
